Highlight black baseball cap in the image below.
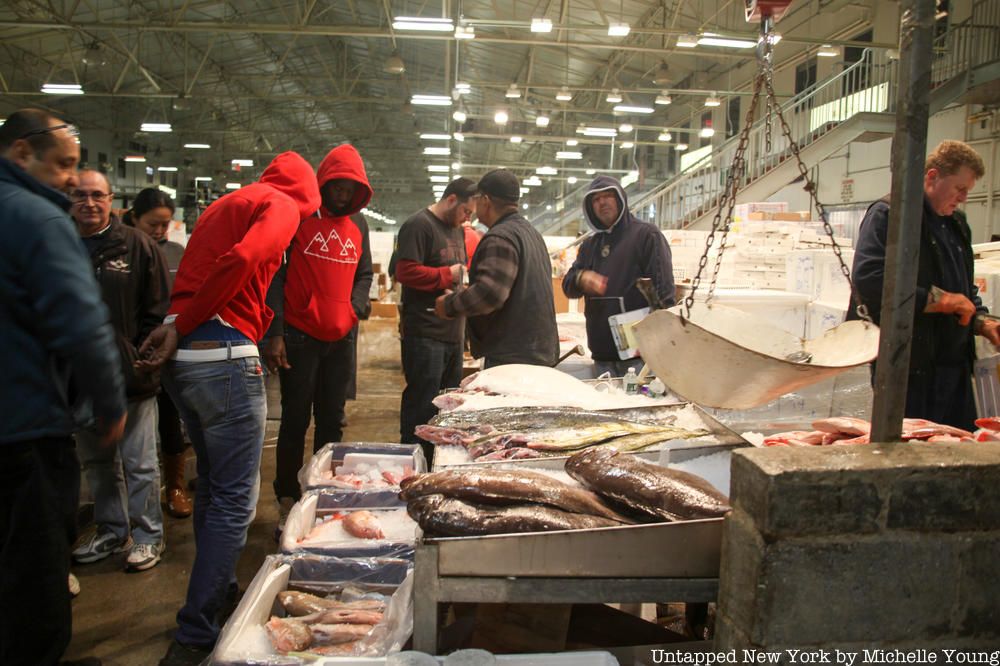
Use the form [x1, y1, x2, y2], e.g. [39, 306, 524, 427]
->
[476, 169, 520, 202]
[441, 176, 478, 200]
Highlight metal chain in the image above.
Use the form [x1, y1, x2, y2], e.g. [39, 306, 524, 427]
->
[683, 71, 765, 318]
[762, 75, 872, 323]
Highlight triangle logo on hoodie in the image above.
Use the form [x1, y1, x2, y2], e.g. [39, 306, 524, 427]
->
[304, 228, 358, 264]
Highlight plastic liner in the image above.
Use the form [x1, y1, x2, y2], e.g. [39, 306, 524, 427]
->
[212, 554, 414, 665]
[300, 443, 428, 495]
[281, 493, 417, 559]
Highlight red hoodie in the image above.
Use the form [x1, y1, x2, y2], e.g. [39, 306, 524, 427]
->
[169, 152, 321, 341]
[281, 144, 373, 342]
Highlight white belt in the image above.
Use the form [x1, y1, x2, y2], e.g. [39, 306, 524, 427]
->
[173, 345, 260, 363]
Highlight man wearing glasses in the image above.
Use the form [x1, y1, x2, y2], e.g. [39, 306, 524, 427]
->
[0, 109, 126, 665]
[68, 170, 171, 573]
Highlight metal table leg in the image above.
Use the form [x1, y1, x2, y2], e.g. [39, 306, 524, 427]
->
[413, 543, 440, 654]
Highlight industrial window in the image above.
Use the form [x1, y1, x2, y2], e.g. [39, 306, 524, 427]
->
[727, 97, 740, 138]
[842, 29, 873, 96]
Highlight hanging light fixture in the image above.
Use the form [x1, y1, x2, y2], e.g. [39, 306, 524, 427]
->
[556, 86, 573, 101]
[494, 109, 509, 125]
[383, 50, 406, 74]
[655, 91, 673, 105]
[606, 88, 623, 103]
[704, 93, 722, 107]
[817, 44, 840, 57]
[619, 122, 634, 133]
[505, 83, 522, 99]
[658, 131, 673, 142]
[652, 62, 670, 86]
[531, 18, 553, 33]
[452, 107, 467, 123]
[535, 114, 550, 127]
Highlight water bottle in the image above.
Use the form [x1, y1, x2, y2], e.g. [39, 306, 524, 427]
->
[648, 376, 666, 398]
[623, 367, 639, 394]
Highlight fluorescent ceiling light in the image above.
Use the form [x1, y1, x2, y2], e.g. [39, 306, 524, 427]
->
[494, 110, 509, 125]
[698, 34, 756, 49]
[452, 109, 467, 123]
[535, 115, 550, 128]
[700, 127, 716, 138]
[704, 94, 722, 107]
[423, 146, 451, 155]
[393, 17, 454, 31]
[124, 156, 146, 163]
[556, 151, 582, 160]
[505, 84, 521, 99]
[817, 44, 840, 57]
[675, 143, 688, 151]
[676, 33, 698, 48]
[531, 18, 553, 33]
[454, 25, 475, 39]
[141, 122, 172, 133]
[524, 176, 542, 186]
[536, 166, 558, 175]
[655, 92, 673, 105]
[658, 131, 673, 142]
[225, 183, 242, 190]
[451, 162, 462, 170]
[586, 168, 596, 175]
[608, 22, 631, 37]
[157, 166, 178, 172]
[420, 133, 452, 140]
[579, 127, 618, 137]
[411, 94, 452, 106]
[520, 188, 530, 196]
[556, 86, 573, 101]
[430, 175, 450, 183]
[605, 88, 623, 103]
[184, 143, 211, 149]
[454, 82, 471, 93]
[195, 176, 212, 182]
[231, 159, 254, 167]
[566, 139, 579, 146]
[618, 123, 634, 133]
[427, 165, 450, 172]
[614, 105, 654, 114]
[546, 204, 553, 210]
[41, 83, 83, 95]
[567, 176, 578, 184]
[621, 141, 635, 149]
[510, 135, 523, 143]
[453, 132, 465, 142]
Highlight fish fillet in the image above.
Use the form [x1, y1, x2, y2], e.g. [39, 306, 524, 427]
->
[408, 494, 624, 536]
[399, 469, 631, 522]
[566, 448, 730, 522]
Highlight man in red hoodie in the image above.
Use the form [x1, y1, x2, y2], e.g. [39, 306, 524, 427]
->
[262, 144, 373, 521]
[137, 152, 320, 666]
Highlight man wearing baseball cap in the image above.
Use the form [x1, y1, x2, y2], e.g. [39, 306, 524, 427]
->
[434, 169, 558, 367]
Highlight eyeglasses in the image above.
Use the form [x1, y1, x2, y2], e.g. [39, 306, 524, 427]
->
[18, 123, 80, 140]
[70, 191, 113, 203]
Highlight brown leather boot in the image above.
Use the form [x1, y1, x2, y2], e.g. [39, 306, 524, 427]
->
[164, 452, 193, 518]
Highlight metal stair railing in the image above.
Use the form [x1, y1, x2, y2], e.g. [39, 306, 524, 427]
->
[629, 48, 897, 230]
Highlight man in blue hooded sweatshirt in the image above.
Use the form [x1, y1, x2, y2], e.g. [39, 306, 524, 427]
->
[562, 175, 676, 376]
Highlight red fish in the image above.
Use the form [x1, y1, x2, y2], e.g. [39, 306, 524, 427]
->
[266, 616, 312, 652]
[343, 511, 385, 539]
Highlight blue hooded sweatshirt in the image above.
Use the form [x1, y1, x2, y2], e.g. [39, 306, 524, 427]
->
[0, 157, 126, 443]
[562, 175, 675, 361]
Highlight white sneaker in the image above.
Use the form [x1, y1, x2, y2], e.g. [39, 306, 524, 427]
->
[126, 542, 163, 572]
[72, 528, 132, 564]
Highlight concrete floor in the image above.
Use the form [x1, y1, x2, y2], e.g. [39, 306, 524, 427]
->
[64, 318, 404, 665]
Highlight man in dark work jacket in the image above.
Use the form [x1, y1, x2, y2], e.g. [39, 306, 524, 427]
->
[848, 140, 999, 431]
[435, 169, 558, 368]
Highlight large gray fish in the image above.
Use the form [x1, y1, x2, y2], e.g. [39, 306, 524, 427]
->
[430, 406, 675, 431]
[399, 468, 632, 522]
[464, 421, 677, 457]
[565, 448, 730, 522]
[408, 493, 623, 536]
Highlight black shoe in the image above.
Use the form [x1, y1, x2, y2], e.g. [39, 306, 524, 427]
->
[159, 640, 212, 666]
[60, 659, 102, 666]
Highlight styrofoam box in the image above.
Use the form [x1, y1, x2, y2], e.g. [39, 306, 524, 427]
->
[974, 263, 1000, 314]
[733, 202, 788, 220]
[690, 288, 808, 337]
[281, 493, 417, 559]
[806, 299, 848, 339]
[785, 249, 855, 303]
[301, 443, 427, 493]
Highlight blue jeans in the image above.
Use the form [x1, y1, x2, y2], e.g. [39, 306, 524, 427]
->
[162, 356, 265, 648]
[400, 335, 463, 461]
[76, 397, 162, 545]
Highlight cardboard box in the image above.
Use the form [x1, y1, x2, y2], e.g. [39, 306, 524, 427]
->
[370, 301, 399, 319]
[553, 276, 570, 314]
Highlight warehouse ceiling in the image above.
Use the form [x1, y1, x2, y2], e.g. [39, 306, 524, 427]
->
[0, 0, 889, 224]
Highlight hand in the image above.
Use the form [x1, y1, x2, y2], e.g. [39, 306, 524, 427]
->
[97, 412, 127, 447]
[135, 323, 178, 372]
[978, 318, 1000, 347]
[578, 270, 608, 296]
[435, 290, 454, 319]
[264, 336, 291, 373]
[924, 290, 976, 326]
[449, 263, 463, 285]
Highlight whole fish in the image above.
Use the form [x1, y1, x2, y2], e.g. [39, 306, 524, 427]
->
[566, 448, 730, 522]
[311, 622, 375, 645]
[266, 616, 313, 652]
[467, 421, 672, 454]
[278, 591, 384, 616]
[431, 406, 673, 431]
[399, 469, 631, 522]
[474, 447, 543, 461]
[407, 493, 623, 536]
[298, 608, 385, 625]
[343, 511, 385, 540]
[415, 424, 496, 447]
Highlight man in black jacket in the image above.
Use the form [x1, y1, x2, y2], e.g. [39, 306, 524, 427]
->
[68, 169, 171, 572]
[849, 140, 999, 430]
[562, 175, 675, 376]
